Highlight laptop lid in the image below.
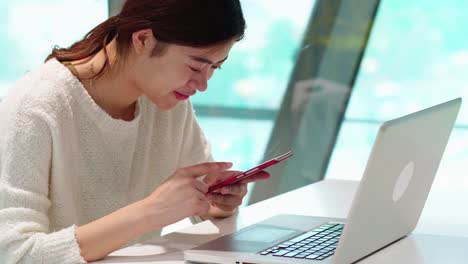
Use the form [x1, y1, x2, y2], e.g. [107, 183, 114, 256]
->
[332, 98, 462, 264]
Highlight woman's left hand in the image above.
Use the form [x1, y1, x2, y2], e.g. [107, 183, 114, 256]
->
[203, 170, 270, 217]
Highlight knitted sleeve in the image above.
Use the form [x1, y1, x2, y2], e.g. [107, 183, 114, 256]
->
[0, 105, 85, 264]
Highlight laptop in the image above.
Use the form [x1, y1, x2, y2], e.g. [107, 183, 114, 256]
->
[184, 98, 462, 264]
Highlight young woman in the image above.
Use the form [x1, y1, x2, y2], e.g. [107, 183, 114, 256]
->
[0, 0, 270, 263]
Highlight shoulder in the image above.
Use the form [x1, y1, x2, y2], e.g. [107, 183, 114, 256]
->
[0, 59, 76, 130]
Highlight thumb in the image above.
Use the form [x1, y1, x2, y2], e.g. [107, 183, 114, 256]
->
[176, 162, 233, 179]
[203, 170, 240, 186]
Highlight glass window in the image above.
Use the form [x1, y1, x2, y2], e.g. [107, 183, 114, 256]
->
[0, 0, 108, 97]
[328, 0, 468, 179]
[326, 0, 468, 237]
[193, 0, 316, 170]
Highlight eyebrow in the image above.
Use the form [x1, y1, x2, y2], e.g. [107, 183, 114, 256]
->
[190, 55, 228, 65]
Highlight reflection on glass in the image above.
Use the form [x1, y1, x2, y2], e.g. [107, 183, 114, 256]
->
[346, 0, 468, 124]
[326, 122, 380, 180]
[197, 116, 273, 171]
[328, 0, 468, 182]
[192, 0, 316, 109]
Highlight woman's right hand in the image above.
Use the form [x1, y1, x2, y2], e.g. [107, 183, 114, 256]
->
[141, 162, 233, 230]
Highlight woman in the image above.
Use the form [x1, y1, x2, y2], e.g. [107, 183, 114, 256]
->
[0, 0, 270, 263]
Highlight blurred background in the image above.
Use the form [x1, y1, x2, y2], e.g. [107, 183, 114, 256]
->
[1, 0, 467, 237]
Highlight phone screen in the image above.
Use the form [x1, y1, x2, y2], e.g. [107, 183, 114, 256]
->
[208, 150, 293, 193]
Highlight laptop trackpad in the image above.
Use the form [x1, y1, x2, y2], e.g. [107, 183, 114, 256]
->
[193, 224, 301, 253]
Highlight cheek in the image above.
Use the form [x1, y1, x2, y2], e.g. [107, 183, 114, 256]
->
[133, 62, 159, 91]
[161, 67, 192, 89]
[139, 70, 174, 95]
[207, 68, 215, 80]
[135, 60, 192, 95]
[139, 74, 163, 96]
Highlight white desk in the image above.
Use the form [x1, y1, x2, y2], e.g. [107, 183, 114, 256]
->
[94, 180, 468, 263]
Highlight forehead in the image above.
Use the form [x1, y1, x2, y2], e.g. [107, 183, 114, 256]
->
[170, 41, 235, 61]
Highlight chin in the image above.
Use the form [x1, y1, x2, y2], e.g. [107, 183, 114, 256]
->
[153, 99, 179, 111]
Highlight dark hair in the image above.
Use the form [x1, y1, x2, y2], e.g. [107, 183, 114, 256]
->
[46, 0, 246, 78]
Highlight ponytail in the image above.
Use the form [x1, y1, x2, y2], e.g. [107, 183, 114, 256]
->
[45, 15, 120, 79]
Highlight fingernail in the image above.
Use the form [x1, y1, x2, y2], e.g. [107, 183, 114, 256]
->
[224, 162, 233, 168]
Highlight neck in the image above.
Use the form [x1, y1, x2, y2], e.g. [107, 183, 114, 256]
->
[71, 39, 142, 121]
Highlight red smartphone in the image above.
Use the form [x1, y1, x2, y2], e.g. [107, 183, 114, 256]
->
[208, 150, 294, 193]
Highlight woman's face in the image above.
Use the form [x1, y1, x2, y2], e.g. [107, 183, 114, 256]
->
[130, 31, 235, 110]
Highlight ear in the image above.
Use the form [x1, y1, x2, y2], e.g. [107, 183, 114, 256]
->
[131, 29, 157, 55]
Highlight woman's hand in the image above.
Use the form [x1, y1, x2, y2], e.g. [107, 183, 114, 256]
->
[203, 170, 270, 217]
[141, 162, 233, 229]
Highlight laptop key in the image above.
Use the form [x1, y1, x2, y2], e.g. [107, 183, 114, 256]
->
[289, 231, 318, 243]
[273, 250, 291, 256]
[277, 243, 293, 248]
[284, 251, 304, 257]
[259, 222, 344, 259]
[306, 254, 320, 259]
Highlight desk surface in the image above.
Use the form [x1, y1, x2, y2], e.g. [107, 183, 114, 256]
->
[94, 180, 468, 263]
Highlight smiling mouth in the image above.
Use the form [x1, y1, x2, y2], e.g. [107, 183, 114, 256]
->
[174, 91, 190, 100]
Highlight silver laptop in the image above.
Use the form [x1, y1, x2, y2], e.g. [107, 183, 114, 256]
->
[184, 98, 462, 264]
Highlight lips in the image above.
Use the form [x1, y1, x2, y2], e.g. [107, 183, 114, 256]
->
[174, 91, 190, 100]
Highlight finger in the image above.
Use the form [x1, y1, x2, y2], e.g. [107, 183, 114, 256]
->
[192, 179, 209, 194]
[191, 187, 208, 201]
[203, 170, 242, 186]
[240, 171, 270, 184]
[207, 193, 242, 206]
[211, 202, 237, 213]
[219, 183, 247, 196]
[194, 199, 211, 216]
[176, 162, 233, 179]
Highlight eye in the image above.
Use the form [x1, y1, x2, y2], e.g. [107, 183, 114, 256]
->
[212, 65, 222, 70]
[188, 66, 202, 73]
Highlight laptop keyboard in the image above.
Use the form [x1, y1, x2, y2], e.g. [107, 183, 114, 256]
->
[258, 223, 344, 261]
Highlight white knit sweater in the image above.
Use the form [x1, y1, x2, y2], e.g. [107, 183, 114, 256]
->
[0, 59, 212, 263]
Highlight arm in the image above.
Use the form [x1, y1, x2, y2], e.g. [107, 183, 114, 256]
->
[0, 110, 85, 264]
[0, 106, 156, 263]
[0, 109, 232, 263]
[76, 161, 234, 262]
[75, 200, 153, 261]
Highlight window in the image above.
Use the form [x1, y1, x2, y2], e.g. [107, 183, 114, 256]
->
[0, 0, 108, 97]
[193, 0, 316, 172]
[326, 0, 468, 237]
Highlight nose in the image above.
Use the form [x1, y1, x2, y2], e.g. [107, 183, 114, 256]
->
[189, 72, 209, 92]
[196, 76, 208, 92]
